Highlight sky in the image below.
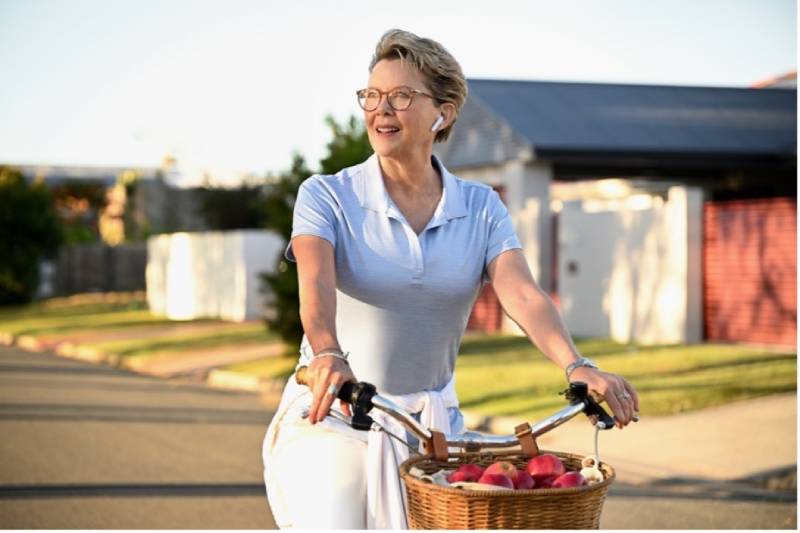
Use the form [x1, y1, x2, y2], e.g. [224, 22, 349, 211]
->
[0, 0, 796, 186]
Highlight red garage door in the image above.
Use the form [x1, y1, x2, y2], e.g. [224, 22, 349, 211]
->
[467, 186, 506, 332]
[467, 283, 503, 332]
[704, 198, 797, 345]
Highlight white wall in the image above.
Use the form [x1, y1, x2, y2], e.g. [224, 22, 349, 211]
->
[557, 186, 703, 345]
[147, 230, 284, 322]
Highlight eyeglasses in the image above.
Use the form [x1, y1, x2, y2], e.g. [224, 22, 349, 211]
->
[356, 86, 438, 111]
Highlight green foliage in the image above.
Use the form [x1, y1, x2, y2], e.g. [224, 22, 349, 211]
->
[319, 115, 374, 175]
[260, 115, 372, 349]
[0, 167, 63, 304]
[50, 181, 107, 244]
[117, 169, 151, 242]
[262, 153, 312, 241]
[259, 153, 313, 350]
[194, 183, 267, 230]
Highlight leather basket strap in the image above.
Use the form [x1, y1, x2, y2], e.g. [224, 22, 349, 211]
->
[423, 430, 450, 462]
[515, 422, 540, 457]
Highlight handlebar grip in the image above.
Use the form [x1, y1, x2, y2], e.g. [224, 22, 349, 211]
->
[295, 365, 357, 403]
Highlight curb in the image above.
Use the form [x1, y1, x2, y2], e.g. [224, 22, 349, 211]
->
[206, 369, 288, 405]
[2, 329, 280, 397]
[54, 340, 121, 365]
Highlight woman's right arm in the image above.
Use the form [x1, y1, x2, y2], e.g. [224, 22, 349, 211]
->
[292, 234, 355, 423]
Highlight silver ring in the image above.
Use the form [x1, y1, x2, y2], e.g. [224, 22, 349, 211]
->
[326, 384, 338, 396]
[618, 392, 631, 400]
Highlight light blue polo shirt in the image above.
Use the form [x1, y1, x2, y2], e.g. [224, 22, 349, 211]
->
[286, 153, 522, 395]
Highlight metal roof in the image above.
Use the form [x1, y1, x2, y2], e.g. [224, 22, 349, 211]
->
[437, 79, 797, 169]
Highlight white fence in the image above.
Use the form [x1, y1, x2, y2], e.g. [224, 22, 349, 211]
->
[146, 230, 285, 322]
[557, 186, 703, 345]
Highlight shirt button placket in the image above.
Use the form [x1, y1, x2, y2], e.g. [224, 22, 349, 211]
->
[405, 226, 424, 282]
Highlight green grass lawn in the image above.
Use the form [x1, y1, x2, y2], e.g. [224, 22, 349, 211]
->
[0, 292, 279, 364]
[0, 292, 175, 336]
[232, 334, 796, 420]
[453, 335, 796, 420]
[224, 354, 300, 379]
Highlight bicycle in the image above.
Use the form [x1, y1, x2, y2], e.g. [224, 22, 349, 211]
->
[295, 366, 638, 529]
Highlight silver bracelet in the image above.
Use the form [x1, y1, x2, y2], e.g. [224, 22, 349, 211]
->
[565, 356, 598, 381]
[314, 350, 350, 364]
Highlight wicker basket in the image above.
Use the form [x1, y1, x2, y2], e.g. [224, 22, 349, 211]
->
[399, 449, 615, 530]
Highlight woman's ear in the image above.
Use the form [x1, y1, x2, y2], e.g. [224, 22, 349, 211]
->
[438, 102, 456, 130]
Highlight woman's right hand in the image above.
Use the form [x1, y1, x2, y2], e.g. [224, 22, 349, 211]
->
[305, 356, 356, 424]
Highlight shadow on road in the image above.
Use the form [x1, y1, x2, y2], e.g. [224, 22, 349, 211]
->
[0, 402, 271, 425]
[0, 483, 265, 499]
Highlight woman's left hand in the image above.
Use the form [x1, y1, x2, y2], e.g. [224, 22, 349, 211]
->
[569, 367, 639, 429]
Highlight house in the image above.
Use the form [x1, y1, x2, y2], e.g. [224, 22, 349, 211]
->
[436, 78, 796, 346]
[15, 161, 210, 296]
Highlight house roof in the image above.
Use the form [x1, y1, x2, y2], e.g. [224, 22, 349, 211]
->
[16, 165, 160, 186]
[436, 79, 797, 170]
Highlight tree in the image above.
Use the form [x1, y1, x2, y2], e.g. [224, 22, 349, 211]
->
[259, 153, 313, 350]
[49, 181, 107, 244]
[0, 167, 63, 304]
[319, 115, 374, 175]
[194, 183, 267, 230]
[260, 115, 373, 349]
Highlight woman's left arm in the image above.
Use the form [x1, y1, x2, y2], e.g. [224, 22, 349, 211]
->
[487, 249, 639, 428]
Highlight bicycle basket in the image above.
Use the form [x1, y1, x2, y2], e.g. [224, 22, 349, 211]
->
[399, 449, 615, 530]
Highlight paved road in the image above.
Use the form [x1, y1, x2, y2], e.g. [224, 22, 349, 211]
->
[0, 345, 795, 529]
[0, 346, 276, 528]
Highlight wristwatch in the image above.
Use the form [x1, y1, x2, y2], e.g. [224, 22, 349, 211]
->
[565, 357, 599, 381]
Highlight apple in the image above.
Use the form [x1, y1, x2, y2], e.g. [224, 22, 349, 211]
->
[514, 470, 536, 490]
[477, 472, 515, 490]
[447, 463, 486, 483]
[551, 471, 587, 489]
[484, 461, 519, 485]
[537, 475, 557, 489]
[526, 454, 566, 484]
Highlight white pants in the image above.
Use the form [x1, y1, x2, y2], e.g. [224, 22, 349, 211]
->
[266, 417, 368, 529]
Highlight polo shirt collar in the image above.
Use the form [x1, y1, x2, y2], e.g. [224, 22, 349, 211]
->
[358, 153, 468, 221]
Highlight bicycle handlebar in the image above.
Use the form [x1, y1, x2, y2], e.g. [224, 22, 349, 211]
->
[294, 365, 636, 453]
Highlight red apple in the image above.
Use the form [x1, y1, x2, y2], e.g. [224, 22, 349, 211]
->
[526, 454, 566, 484]
[478, 472, 515, 489]
[537, 475, 557, 489]
[447, 464, 486, 483]
[484, 461, 519, 485]
[514, 471, 536, 490]
[551, 471, 587, 489]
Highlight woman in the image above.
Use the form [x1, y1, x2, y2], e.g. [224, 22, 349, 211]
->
[263, 29, 639, 529]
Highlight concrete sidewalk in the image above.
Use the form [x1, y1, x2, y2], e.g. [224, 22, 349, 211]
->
[526, 392, 797, 486]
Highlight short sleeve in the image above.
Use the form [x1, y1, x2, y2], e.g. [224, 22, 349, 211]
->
[284, 177, 339, 262]
[483, 190, 522, 281]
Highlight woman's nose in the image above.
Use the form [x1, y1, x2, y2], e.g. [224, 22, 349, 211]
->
[376, 94, 394, 113]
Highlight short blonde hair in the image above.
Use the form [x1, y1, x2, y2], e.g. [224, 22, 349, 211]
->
[369, 29, 467, 143]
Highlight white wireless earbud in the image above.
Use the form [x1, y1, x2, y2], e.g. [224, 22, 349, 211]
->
[431, 115, 444, 132]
